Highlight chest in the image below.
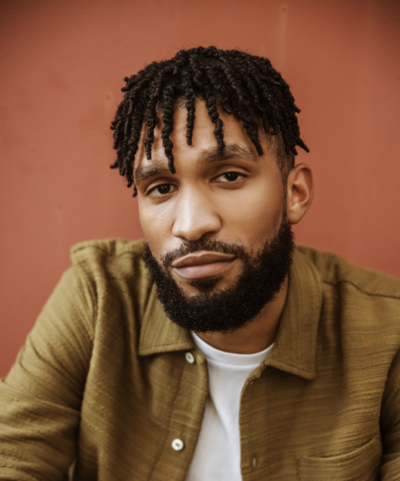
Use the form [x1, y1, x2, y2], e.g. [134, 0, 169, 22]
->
[74, 347, 384, 480]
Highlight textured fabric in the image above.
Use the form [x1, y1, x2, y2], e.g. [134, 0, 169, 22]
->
[0, 238, 400, 480]
[186, 333, 273, 481]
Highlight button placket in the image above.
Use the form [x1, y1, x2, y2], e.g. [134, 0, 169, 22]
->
[169, 354, 194, 455]
[149, 349, 208, 479]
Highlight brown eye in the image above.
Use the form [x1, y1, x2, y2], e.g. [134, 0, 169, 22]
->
[149, 184, 177, 197]
[157, 184, 171, 194]
[225, 172, 240, 181]
[216, 172, 245, 183]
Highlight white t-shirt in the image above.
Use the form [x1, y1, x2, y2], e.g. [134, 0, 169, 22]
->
[185, 333, 273, 481]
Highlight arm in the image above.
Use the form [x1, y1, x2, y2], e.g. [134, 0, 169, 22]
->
[0, 266, 94, 480]
[380, 348, 400, 480]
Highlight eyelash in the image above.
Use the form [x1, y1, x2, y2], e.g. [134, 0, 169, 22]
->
[147, 171, 246, 197]
[215, 172, 246, 183]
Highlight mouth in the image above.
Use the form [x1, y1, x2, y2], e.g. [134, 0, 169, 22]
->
[171, 251, 237, 280]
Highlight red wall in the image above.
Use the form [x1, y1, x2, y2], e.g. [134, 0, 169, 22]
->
[1, 0, 400, 376]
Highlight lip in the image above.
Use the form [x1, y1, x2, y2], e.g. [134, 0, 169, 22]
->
[172, 251, 236, 268]
[171, 251, 236, 280]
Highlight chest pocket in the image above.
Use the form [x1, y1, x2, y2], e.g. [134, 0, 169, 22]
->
[296, 436, 382, 481]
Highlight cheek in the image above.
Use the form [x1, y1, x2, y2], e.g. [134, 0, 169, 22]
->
[223, 180, 284, 245]
[138, 201, 170, 258]
[139, 198, 185, 260]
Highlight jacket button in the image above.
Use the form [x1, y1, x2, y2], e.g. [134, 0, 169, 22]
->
[185, 352, 195, 364]
[171, 438, 184, 451]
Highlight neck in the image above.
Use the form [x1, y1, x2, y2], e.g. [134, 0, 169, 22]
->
[196, 276, 288, 354]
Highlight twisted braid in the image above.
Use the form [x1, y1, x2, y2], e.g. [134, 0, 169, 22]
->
[110, 46, 309, 196]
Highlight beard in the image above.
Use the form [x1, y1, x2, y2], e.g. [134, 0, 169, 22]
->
[144, 216, 294, 334]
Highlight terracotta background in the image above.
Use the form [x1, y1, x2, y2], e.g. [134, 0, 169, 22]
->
[1, 0, 400, 376]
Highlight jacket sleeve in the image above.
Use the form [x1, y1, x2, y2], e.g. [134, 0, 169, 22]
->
[380, 348, 400, 480]
[0, 265, 95, 481]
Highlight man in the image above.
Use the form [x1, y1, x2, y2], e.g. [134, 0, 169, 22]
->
[1, 46, 399, 480]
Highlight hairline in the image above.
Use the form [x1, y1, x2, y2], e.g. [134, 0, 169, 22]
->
[150, 96, 294, 186]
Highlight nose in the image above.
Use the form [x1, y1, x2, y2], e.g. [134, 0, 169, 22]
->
[172, 188, 222, 241]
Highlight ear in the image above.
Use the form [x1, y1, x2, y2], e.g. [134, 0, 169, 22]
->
[286, 163, 314, 225]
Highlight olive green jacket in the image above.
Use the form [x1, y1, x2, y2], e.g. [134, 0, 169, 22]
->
[1, 239, 400, 480]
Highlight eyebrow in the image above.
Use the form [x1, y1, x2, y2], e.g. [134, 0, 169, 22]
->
[134, 143, 258, 187]
[198, 144, 258, 164]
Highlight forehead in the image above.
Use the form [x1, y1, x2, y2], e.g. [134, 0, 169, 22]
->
[135, 100, 273, 173]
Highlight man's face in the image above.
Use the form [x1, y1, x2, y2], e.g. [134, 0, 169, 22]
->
[135, 100, 293, 332]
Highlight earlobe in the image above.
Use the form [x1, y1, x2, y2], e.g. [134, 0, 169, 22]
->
[286, 163, 314, 225]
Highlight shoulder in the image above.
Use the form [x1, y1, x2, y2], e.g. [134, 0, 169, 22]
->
[68, 238, 153, 319]
[70, 238, 149, 280]
[296, 246, 400, 366]
[296, 245, 400, 300]
[71, 238, 147, 265]
[296, 245, 400, 341]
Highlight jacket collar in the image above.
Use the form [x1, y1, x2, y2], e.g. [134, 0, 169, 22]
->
[138, 282, 194, 355]
[138, 247, 322, 381]
[264, 248, 322, 380]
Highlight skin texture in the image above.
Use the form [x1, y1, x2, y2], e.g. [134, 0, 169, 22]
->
[135, 100, 313, 354]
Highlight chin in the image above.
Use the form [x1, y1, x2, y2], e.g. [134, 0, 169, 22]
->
[183, 275, 225, 293]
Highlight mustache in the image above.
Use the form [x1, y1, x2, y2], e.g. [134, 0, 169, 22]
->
[159, 238, 250, 268]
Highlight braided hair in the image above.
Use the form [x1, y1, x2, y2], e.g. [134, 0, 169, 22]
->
[110, 46, 309, 196]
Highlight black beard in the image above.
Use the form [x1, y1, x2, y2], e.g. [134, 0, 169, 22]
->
[144, 219, 294, 334]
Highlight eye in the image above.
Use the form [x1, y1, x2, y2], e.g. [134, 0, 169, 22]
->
[215, 172, 246, 183]
[149, 183, 177, 197]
